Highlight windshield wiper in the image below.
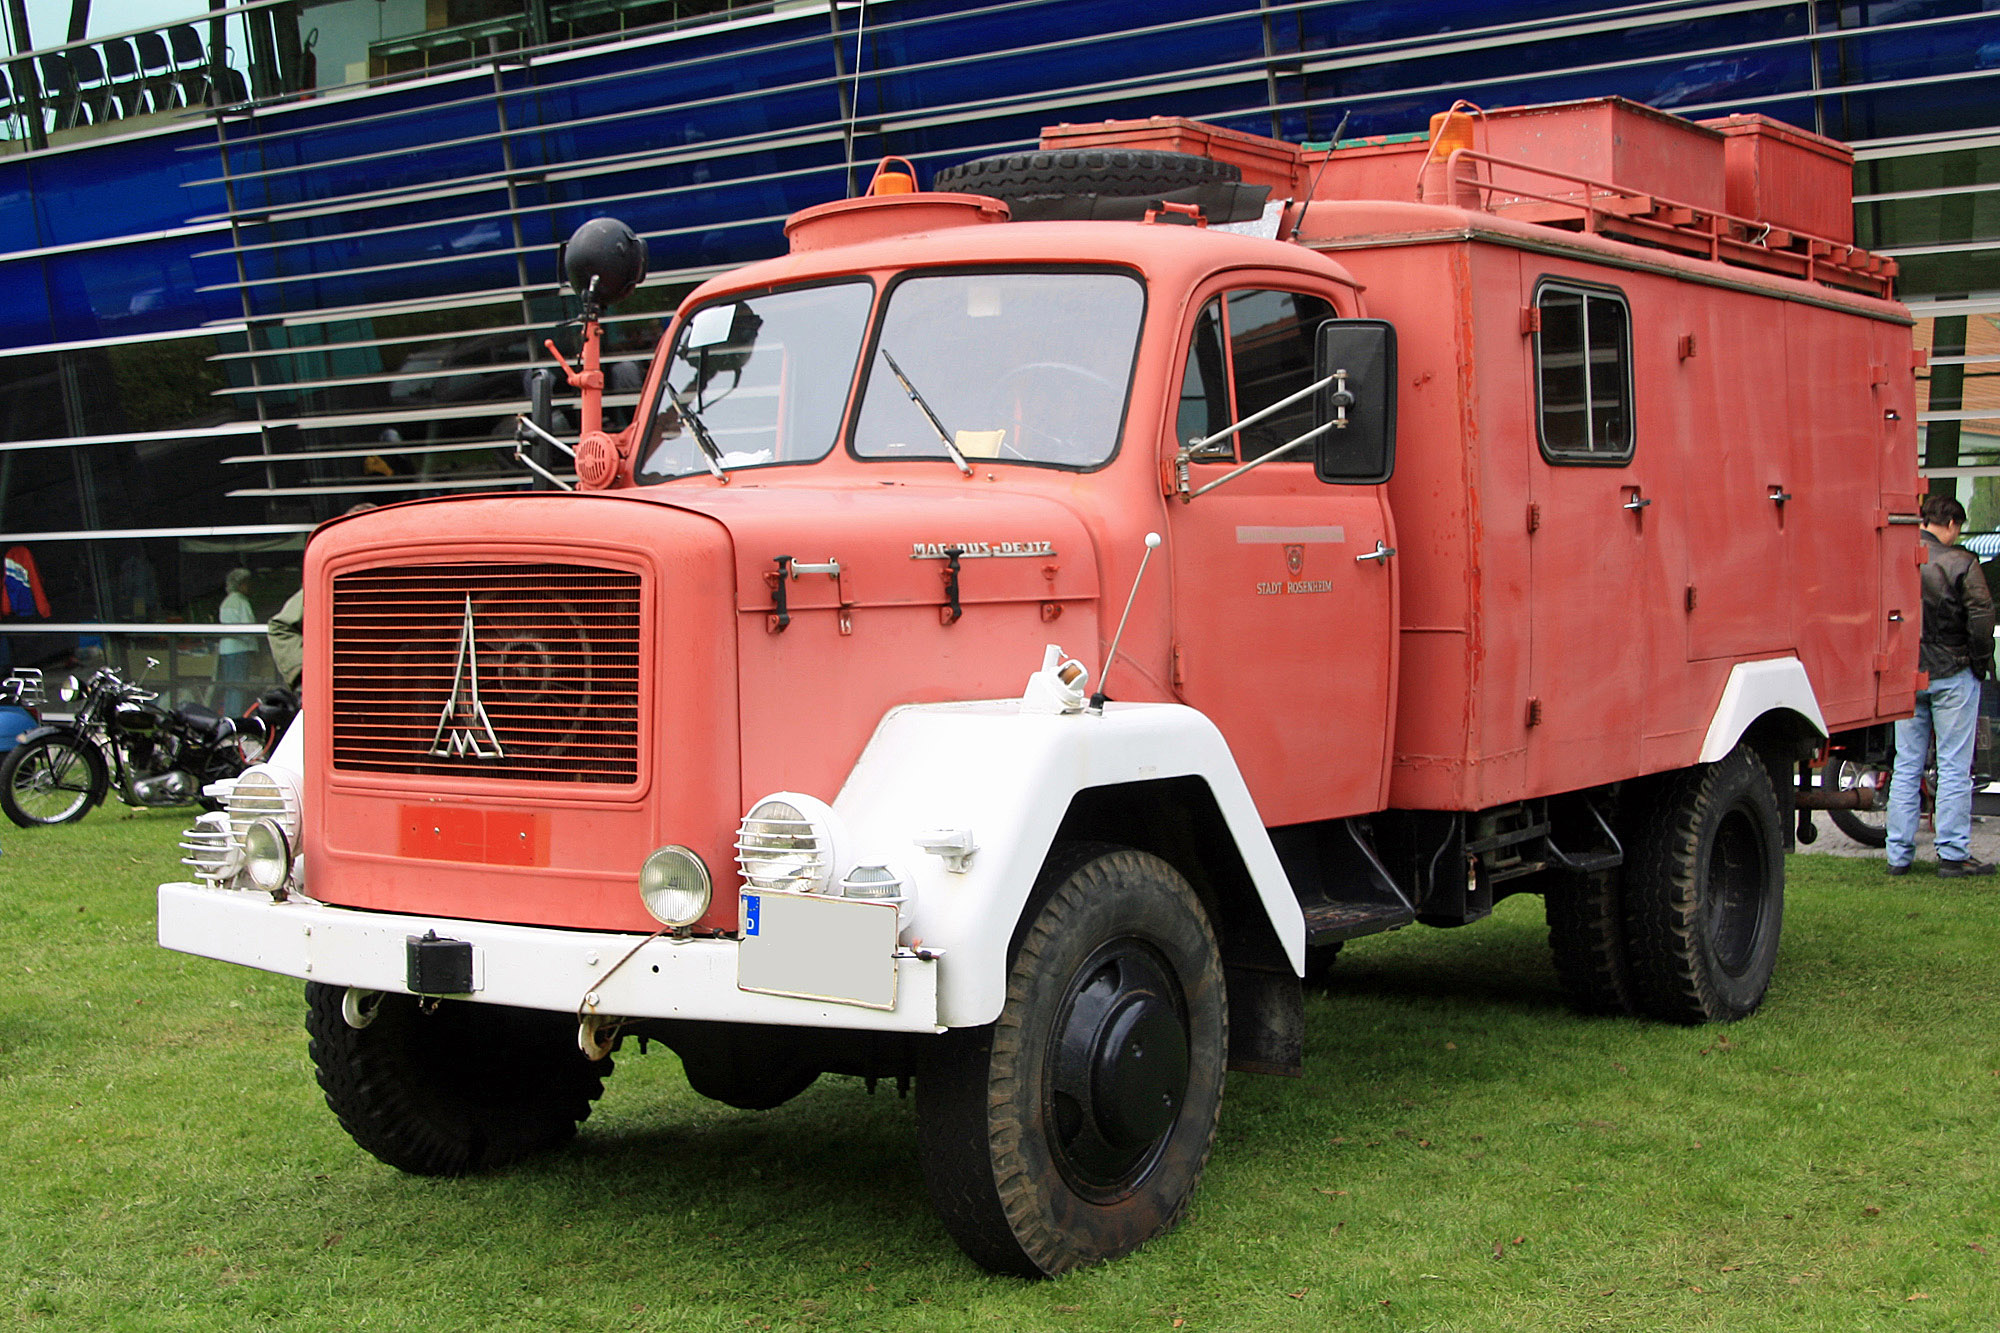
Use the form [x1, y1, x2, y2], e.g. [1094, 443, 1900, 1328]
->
[879, 347, 972, 476]
[665, 384, 728, 481]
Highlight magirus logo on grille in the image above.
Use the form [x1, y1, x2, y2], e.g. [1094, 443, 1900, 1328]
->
[430, 595, 506, 759]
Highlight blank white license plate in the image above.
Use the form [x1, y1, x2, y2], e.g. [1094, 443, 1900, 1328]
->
[738, 892, 899, 1011]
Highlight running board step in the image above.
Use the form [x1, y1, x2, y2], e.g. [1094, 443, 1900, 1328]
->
[1303, 900, 1416, 945]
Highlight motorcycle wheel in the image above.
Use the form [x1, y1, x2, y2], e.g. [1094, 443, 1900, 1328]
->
[0, 734, 108, 827]
[1825, 760, 1889, 848]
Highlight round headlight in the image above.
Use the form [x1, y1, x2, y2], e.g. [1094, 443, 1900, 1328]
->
[178, 810, 244, 889]
[244, 818, 293, 893]
[58, 674, 81, 704]
[735, 792, 841, 894]
[640, 845, 712, 927]
[229, 766, 302, 845]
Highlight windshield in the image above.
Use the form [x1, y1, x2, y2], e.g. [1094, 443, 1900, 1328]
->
[635, 280, 873, 483]
[851, 270, 1143, 469]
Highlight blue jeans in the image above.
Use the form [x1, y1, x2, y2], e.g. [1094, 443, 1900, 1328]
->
[1888, 667, 1982, 865]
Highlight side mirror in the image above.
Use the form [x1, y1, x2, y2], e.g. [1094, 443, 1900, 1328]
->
[1313, 320, 1396, 484]
[526, 367, 559, 490]
[528, 367, 556, 434]
[561, 217, 648, 313]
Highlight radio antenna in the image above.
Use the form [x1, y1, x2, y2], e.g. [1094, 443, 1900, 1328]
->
[1289, 109, 1351, 242]
[1090, 532, 1162, 713]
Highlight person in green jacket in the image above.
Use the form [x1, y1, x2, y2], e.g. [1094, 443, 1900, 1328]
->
[267, 589, 303, 693]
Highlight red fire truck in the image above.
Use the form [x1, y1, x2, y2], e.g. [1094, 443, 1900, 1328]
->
[160, 97, 1919, 1276]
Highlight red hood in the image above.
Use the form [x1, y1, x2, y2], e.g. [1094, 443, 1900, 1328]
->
[645, 480, 1101, 620]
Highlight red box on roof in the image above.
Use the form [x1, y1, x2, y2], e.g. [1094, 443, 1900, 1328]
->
[1700, 113, 1855, 245]
[1475, 96, 1728, 217]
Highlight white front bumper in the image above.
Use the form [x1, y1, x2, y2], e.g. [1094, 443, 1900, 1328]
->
[157, 883, 941, 1034]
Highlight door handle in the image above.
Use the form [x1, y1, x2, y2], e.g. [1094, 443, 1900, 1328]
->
[1622, 490, 1652, 512]
[1769, 485, 1791, 506]
[1356, 540, 1396, 564]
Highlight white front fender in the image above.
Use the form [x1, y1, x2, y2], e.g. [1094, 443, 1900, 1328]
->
[833, 700, 1303, 1029]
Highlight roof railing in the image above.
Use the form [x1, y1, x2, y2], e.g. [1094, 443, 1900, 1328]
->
[1437, 146, 1897, 300]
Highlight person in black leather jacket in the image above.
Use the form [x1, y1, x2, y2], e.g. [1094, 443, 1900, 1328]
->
[1888, 493, 1997, 877]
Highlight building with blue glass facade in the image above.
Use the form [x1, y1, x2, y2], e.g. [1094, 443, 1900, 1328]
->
[1, 0, 1996, 700]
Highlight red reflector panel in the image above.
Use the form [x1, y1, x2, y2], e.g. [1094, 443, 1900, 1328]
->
[398, 805, 551, 866]
[332, 562, 642, 783]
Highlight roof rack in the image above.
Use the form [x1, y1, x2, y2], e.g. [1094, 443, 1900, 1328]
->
[1424, 145, 1895, 299]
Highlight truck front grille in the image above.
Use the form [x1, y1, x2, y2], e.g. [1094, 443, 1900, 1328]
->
[330, 562, 642, 783]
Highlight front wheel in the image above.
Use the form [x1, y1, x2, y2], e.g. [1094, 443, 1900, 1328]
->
[0, 733, 107, 827]
[1623, 746, 1785, 1024]
[915, 845, 1227, 1276]
[305, 983, 610, 1175]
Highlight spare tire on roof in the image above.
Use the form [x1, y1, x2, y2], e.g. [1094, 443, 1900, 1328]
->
[934, 147, 1272, 226]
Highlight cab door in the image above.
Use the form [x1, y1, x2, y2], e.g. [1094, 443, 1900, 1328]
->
[1165, 280, 1398, 827]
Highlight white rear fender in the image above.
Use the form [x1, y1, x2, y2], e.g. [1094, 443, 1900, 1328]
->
[832, 700, 1304, 1028]
[1698, 658, 1828, 763]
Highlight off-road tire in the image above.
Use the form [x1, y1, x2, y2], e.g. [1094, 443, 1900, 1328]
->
[915, 843, 1227, 1276]
[0, 733, 107, 827]
[305, 983, 609, 1175]
[1544, 868, 1637, 1016]
[1826, 761, 1889, 847]
[1622, 746, 1785, 1024]
[934, 148, 1239, 203]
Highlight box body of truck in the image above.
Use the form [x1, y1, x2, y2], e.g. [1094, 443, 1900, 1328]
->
[158, 97, 1919, 1276]
[1309, 203, 1917, 810]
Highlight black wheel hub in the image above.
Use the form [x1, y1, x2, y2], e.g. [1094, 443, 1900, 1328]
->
[1706, 807, 1766, 975]
[1045, 940, 1190, 1198]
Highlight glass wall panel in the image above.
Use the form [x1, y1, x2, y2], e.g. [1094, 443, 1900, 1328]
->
[38, 237, 243, 343]
[27, 126, 230, 246]
[1, 0, 1999, 646]
[0, 334, 247, 443]
[0, 257, 54, 340]
[0, 530, 306, 709]
[1, 434, 276, 545]
[0, 162, 41, 251]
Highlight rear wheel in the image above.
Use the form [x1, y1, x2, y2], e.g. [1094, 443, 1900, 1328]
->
[0, 733, 106, 827]
[1622, 747, 1785, 1024]
[305, 983, 609, 1175]
[916, 845, 1226, 1276]
[1544, 868, 1636, 1016]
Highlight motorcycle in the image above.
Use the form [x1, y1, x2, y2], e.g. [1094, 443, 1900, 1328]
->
[1817, 757, 1897, 847]
[0, 660, 297, 828]
[1805, 710, 1994, 849]
[0, 669, 45, 755]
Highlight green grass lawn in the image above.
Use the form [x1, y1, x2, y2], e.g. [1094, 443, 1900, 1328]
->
[3, 808, 1997, 1331]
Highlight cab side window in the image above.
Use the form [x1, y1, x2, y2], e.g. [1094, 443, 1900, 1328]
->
[1535, 281, 1632, 462]
[1227, 289, 1337, 460]
[1176, 299, 1230, 449]
[1175, 289, 1338, 461]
